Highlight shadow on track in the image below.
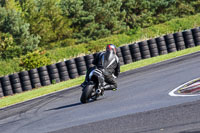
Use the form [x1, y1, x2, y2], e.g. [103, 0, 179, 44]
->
[46, 102, 82, 111]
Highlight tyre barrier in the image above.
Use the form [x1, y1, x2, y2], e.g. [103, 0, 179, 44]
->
[147, 38, 159, 57]
[0, 76, 13, 96]
[173, 32, 186, 51]
[116, 48, 125, 66]
[1, 27, 200, 98]
[0, 81, 3, 97]
[164, 34, 177, 53]
[129, 43, 142, 62]
[84, 54, 94, 69]
[192, 27, 200, 46]
[56, 61, 70, 82]
[66, 59, 79, 79]
[183, 30, 195, 48]
[156, 36, 168, 55]
[9, 73, 23, 93]
[120, 45, 132, 64]
[38, 66, 51, 86]
[19, 71, 32, 91]
[47, 64, 60, 84]
[29, 69, 41, 88]
[75, 57, 87, 75]
[139, 41, 151, 59]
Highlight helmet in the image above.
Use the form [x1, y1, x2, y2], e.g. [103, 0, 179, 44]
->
[103, 44, 117, 68]
[106, 44, 117, 54]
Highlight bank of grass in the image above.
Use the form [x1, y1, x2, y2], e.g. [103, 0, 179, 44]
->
[1, 13, 200, 76]
[0, 46, 200, 108]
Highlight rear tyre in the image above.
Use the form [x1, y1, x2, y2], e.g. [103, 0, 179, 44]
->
[80, 84, 94, 103]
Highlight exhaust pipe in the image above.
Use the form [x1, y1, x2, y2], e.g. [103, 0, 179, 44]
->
[96, 89, 102, 94]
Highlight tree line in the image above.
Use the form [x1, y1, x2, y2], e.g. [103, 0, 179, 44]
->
[0, 0, 200, 59]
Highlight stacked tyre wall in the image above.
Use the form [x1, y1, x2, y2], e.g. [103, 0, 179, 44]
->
[0, 27, 200, 97]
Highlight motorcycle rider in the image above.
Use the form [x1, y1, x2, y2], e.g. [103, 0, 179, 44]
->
[81, 44, 120, 91]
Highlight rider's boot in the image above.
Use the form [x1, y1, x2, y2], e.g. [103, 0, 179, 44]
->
[103, 84, 117, 91]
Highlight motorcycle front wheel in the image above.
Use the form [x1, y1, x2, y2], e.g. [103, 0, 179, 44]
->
[80, 84, 95, 103]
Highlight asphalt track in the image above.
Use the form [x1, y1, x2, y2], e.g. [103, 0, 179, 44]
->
[1, 52, 200, 133]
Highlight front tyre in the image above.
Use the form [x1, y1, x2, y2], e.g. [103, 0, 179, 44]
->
[80, 84, 94, 103]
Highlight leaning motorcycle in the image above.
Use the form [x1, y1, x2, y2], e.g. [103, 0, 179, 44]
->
[80, 68, 106, 103]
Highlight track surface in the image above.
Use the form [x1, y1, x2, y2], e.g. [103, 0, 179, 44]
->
[1, 52, 200, 133]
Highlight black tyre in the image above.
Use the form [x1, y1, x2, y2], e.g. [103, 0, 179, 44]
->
[139, 41, 149, 51]
[32, 82, 41, 88]
[193, 32, 200, 38]
[69, 73, 79, 79]
[56, 61, 66, 68]
[132, 52, 142, 61]
[30, 73, 40, 79]
[121, 50, 131, 56]
[76, 61, 86, 67]
[3, 90, 13, 96]
[167, 43, 176, 49]
[60, 75, 70, 81]
[31, 78, 40, 84]
[40, 75, 50, 81]
[158, 45, 167, 51]
[67, 64, 77, 70]
[174, 32, 183, 38]
[59, 71, 69, 76]
[66, 59, 75, 65]
[58, 66, 68, 72]
[19, 71, 29, 77]
[80, 84, 95, 103]
[84, 54, 94, 61]
[12, 83, 21, 88]
[175, 37, 184, 43]
[75, 57, 85, 62]
[39, 71, 49, 77]
[148, 43, 157, 49]
[48, 68, 59, 74]
[13, 86, 23, 93]
[22, 85, 32, 91]
[166, 39, 175, 45]
[20, 75, 30, 81]
[47, 64, 57, 70]
[21, 80, 31, 86]
[41, 80, 51, 86]
[49, 73, 60, 79]
[121, 45, 129, 51]
[185, 39, 195, 48]
[159, 50, 168, 55]
[176, 42, 186, 50]
[141, 50, 151, 59]
[156, 36, 165, 42]
[38, 66, 47, 72]
[148, 38, 156, 44]
[29, 69, 38, 74]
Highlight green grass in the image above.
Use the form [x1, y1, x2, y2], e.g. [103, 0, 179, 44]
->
[1, 46, 200, 108]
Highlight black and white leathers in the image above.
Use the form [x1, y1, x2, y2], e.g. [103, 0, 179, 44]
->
[92, 50, 120, 90]
[93, 51, 120, 78]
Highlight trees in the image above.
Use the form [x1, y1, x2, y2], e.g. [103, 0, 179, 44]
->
[20, 0, 73, 48]
[0, 7, 40, 59]
[60, 0, 126, 42]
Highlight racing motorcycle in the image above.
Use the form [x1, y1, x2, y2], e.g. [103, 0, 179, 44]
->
[80, 68, 106, 103]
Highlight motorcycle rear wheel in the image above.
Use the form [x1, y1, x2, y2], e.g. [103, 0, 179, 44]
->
[80, 84, 95, 103]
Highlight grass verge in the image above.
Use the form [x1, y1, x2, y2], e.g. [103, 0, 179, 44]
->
[0, 46, 200, 108]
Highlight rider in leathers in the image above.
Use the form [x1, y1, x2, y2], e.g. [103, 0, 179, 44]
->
[81, 44, 120, 91]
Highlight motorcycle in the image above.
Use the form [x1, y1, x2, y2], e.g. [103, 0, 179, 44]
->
[80, 68, 106, 103]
